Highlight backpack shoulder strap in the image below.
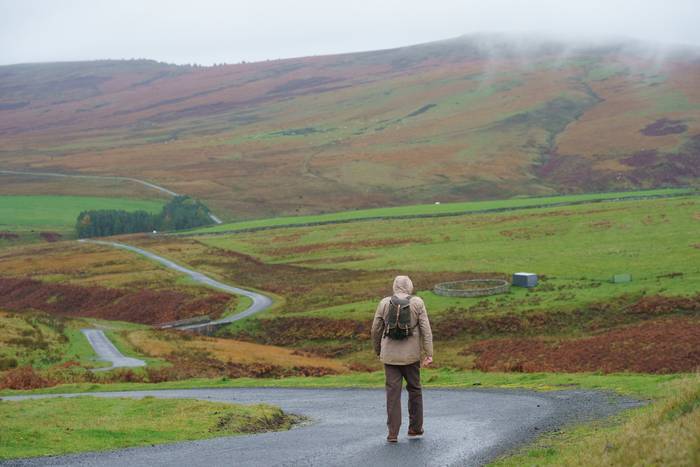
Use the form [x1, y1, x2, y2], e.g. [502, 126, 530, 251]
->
[406, 295, 420, 329]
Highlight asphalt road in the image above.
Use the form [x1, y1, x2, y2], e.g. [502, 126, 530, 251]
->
[79, 240, 273, 330]
[80, 329, 146, 371]
[0, 169, 222, 224]
[0, 387, 640, 467]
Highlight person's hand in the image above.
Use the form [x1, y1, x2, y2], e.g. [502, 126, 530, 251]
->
[422, 356, 433, 367]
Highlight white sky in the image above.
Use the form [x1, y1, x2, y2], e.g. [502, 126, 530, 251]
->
[1, 0, 699, 66]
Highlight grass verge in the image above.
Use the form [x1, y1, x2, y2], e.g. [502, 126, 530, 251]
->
[0, 369, 682, 399]
[0, 396, 299, 460]
[489, 373, 700, 466]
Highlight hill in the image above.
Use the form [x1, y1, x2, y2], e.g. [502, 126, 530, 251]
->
[1, 34, 699, 219]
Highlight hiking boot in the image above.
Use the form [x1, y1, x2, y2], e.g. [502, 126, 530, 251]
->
[407, 429, 424, 437]
[387, 434, 398, 443]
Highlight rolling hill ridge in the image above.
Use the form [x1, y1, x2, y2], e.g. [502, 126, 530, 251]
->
[1, 34, 699, 219]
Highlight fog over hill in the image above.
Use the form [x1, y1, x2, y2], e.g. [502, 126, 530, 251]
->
[1, 34, 699, 219]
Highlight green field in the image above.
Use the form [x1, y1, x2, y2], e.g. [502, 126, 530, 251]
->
[0, 195, 165, 244]
[202, 194, 700, 311]
[0, 396, 297, 459]
[190, 188, 692, 234]
[202, 193, 699, 270]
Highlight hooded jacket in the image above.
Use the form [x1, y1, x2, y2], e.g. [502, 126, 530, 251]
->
[371, 275, 433, 365]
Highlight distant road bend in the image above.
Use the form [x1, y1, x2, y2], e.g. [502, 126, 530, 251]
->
[81, 329, 146, 371]
[78, 239, 273, 330]
[0, 169, 222, 224]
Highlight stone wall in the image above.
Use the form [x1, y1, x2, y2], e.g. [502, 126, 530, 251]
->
[434, 279, 510, 298]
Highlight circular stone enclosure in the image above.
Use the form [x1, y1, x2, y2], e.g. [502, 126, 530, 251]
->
[434, 279, 510, 298]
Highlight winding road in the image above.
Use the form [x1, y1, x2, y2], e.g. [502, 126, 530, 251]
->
[0, 387, 640, 467]
[0, 169, 222, 224]
[80, 329, 146, 371]
[79, 239, 273, 330]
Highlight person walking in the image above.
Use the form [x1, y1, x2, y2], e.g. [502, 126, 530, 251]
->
[371, 275, 433, 443]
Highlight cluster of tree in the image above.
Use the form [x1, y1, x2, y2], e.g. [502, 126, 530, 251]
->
[159, 195, 214, 230]
[76, 196, 214, 238]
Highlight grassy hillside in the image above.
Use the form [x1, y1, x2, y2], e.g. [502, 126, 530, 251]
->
[114, 194, 700, 373]
[4, 193, 696, 376]
[1, 36, 699, 219]
[0, 195, 164, 246]
[203, 194, 700, 279]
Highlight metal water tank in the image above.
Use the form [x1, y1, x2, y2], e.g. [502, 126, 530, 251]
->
[512, 272, 538, 288]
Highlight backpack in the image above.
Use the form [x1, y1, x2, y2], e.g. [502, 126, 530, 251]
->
[384, 295, 415, 340]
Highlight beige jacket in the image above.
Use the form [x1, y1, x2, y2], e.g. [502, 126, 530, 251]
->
[371, 276, 433, 365]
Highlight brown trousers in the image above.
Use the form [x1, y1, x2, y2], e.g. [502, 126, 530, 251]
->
[384, 361, 423, 436]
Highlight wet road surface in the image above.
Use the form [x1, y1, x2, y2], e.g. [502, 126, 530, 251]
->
[80, 329, 146, 371]
[1, 387, 640, 467]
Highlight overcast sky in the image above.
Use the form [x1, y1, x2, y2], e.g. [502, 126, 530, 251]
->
[1, 0, 699, 66]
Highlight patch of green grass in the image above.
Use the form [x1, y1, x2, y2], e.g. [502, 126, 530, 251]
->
[103, 330, 167, 368]
[62, 327, 111, 369]
[230, 295, 253, 315]
[0, 369, 681, 399]
[0, 195, 165, 242]
[190, 188, 692, 234]
[0, 396, 297, 460]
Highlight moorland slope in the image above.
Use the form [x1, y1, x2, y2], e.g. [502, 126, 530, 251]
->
[1, 34, 699, 219]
